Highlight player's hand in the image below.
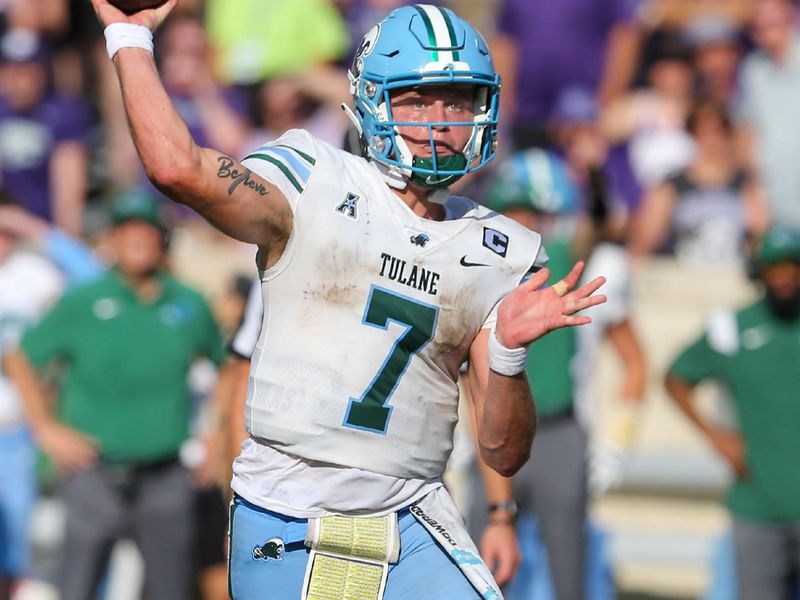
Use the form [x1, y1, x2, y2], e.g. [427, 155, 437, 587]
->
[496, 262, 606, 349]
[709, 429, 748, 478]
[480, 521, 520, 587]
[90, 0, 177, 32]
[35, 420, 99, 474]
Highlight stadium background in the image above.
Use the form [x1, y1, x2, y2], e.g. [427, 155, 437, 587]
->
[0, 0, 789, 598]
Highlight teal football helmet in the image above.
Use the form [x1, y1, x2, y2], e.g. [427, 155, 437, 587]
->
[347, 4, 500, 189]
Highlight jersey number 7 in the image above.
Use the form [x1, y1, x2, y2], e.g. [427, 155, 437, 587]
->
[344, 286, 439, 434]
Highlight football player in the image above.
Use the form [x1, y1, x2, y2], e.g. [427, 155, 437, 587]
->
[91, 1, 606, 598]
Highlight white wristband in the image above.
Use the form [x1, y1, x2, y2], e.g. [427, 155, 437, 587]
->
[488, 327, 528, 376]
[104, 23, 154, 60]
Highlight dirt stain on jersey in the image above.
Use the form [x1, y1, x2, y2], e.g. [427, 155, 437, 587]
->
[303, 243, 365, 308]
[430, 279, 491, 372]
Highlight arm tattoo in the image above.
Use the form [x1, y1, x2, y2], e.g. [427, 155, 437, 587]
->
[217, 156, 269, 196]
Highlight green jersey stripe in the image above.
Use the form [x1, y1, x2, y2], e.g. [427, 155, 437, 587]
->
[275, 144, 317, 166]
[243, 153, 304, 193]
[413, 5, 439, 61]
[438, 7, 460, 62]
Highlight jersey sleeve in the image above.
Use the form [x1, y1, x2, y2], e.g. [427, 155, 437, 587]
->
[520, 243, 549, 284]
[668, 333, 724, 385]
[240, 129, 318, 212]
[230, 278, 263, 359]
[669, 308, 741, 385]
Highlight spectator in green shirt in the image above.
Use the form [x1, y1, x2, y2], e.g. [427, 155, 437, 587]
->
[6, 190, 225, 600]
[666, 225, 800, 600]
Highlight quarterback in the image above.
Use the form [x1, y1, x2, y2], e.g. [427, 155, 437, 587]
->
[91, 1, 606, 598]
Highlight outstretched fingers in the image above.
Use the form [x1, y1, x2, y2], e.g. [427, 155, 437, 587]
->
[570, 275, 606, 300]
[151, 0, 179, 27]
[90, 0, 124, 22]
[519, 267, 550, 292]
[563, 315, 592, 327]
[565, 293, 607, 315]
[550, 261, 585, 297]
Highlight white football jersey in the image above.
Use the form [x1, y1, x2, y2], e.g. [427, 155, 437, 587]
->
[240, 130, 544, 480]
[0, 251, 63, 428]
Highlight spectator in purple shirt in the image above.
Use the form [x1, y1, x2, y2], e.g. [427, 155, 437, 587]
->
[0, 28, 89, 237]
[493, 0, 642, 150]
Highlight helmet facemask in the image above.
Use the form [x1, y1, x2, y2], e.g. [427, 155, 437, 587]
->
[370, 83, 497, 189]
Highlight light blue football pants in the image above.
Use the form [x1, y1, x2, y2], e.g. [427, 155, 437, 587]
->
[228, 495, 484, 600]
[0, 426, 37, 578]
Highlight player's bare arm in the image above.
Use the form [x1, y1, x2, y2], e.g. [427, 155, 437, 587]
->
[461, 374, 521, 584]
[469, 262, 606, 476]
[468, 331, 535, 476]
[90, 0, 292, 266]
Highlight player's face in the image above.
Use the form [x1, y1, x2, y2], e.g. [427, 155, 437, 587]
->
[390, 85, 476, 158]
[110, 220, 165, 277]
[762, 261, 800, 299]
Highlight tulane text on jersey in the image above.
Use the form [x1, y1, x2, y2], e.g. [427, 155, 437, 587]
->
[379, 252, 440, 296]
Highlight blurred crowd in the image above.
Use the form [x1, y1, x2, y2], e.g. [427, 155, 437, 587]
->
[1, 0, 800, 599]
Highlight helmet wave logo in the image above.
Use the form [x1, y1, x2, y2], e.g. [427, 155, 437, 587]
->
[356, 25, 380, 60]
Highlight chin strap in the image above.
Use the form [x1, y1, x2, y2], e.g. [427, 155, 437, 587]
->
[341, 103, 363, 138]
[344, 103, 410, 191]
[373, 160, 409, 191]
[374, 161, 450, 204]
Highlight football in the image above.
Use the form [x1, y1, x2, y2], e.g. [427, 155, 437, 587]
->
[108, 0, 169, 14]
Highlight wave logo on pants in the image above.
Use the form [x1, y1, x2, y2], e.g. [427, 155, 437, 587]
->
[252, 538, 284, 561]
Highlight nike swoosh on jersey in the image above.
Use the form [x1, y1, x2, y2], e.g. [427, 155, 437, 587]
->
[460, 256, 490, 267]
